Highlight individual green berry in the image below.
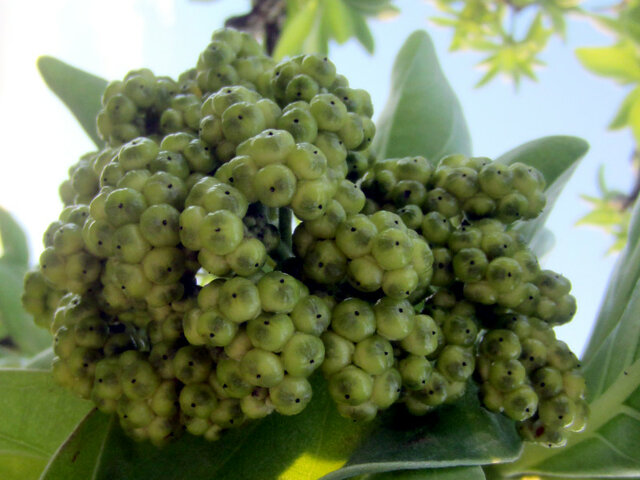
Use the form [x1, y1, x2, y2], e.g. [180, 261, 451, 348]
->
[254, 164, 297, 207]
[198, 210, 244, 256]
[202, 183, 249, 218]
[221, 102, 266, 144]
[421, 212, 452, 245]
[141, 247, 185, 285]
[502, 385, 538, 421]
[139, 204, 181, 247]
[321, 331, 355, 376]
[120, 359, 160, 400]
[374, 297, 414, 341]
[487, 257, 523, 293]
[281, 333, 325, 377]
[257, 272, 302, 314]
[352, 335, 394, 376]
[480, 329, 522, 361]
[180, 383, 218, 419]
[173, 346, 212, 384]
[240, 348, 285, 388]
[442, 315, 478, 347]
[331, 298, 376, 343]
[247, 313, 295, 352]
[437, 345, 474, 382]
[452, 248, 488, 283]
[399, 355, 432, 390]
[290, 295, 331, 336]
[488, 359, 527, 392]
[290, 179, 334, 221]
[210, 398, 246, 429]
[226, 238, 267, 276]
[218, 277, 262, 323]
[371, 228, 412, 271]
[519, 338, 548, 372]
[269, 376, 313, 415]
[197, 309, 239, 347]
[370, 368, 402, 410]
[328, 365, 373, 406]
[347, 255, 384, 292]
[104, 188, 148, 227]
[303, 240, 347, 285]
[335, 214, 378, 259]
[216, 358, 254, 398]
[74, 316, 109, 349]
[538, 394, 576, 429]
[531, 366, 564, 400]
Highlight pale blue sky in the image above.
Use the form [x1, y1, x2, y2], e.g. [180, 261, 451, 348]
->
[0, 0, 632, 356]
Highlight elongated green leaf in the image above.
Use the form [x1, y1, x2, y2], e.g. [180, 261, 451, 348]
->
[609, 86, 640, 130]
[495, 136, 589, 242]
[373, 30, 472, 163]
[583, 199, 640, 363]
[0, 208, 28, 267]
[274, 0, 320, 60]
[323, 384, 521, 479]
[0, 261, 51, 354]
[575, 42, 640, 84]
[40, 410, 113, 480]
[357, 466, 486, 479]
[347, 5, 375, 53]
[37, 56, 107, 147]
[325, 0, 353, 44]
[0, 369, 92, 480]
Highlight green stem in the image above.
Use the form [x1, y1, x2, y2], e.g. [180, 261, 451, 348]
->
[278, 207, 293, 252]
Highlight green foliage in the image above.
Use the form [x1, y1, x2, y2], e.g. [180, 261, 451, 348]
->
[372, 30, 472, 162]
[0, 370, 92, 480]
[430, 0, 577, 87]
[274, 0, 397, 59]
[576, 166, 634, 254]
[496, 198, 640, 478]
[0, 208, 51, 356]
[37, 56, 108, 147]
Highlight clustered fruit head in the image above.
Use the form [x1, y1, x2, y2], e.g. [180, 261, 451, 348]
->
[22, 27, 586, 448]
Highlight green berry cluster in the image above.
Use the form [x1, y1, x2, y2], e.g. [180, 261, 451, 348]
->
[22, 27, 587, 450]
[361, 154, 546, 223]
[476, 311, 588, 448]
[293, 210, 433, 300]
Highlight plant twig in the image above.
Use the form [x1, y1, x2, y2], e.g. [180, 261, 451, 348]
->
[225, 0, 287, 55]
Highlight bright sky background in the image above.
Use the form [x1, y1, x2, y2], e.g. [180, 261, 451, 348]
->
[0, 0, 633, 357]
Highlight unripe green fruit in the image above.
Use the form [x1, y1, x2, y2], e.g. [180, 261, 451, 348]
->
[328, 365, 373, 406]
[269, 376, 313, 415]
[331, 298, 376, 343]
[321, 331, 355, 376]
[257, 272, 302, 314]
[502, 385, 538, 421]
[247, 313, 295, 352]
[374, 297, 414, 341]
[180, 383, 218, 419]
[240, 348, 285, 388]
[216, 358, 254, 398]
[218, 277, 262, 323]
[353, 335, 394, 375]
[399, 355, 432, 390]
[480, 329, 522, 361]
[437, 345, 474, 382]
